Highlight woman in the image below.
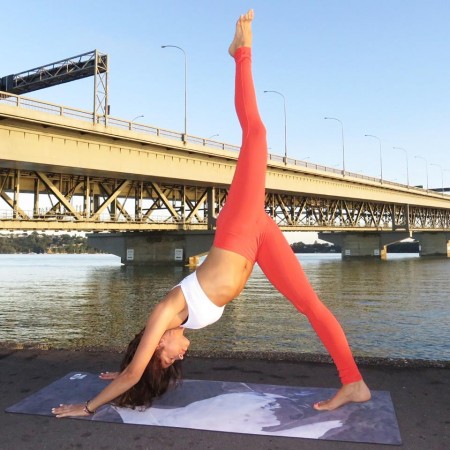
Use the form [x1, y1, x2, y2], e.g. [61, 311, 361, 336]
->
[53, 9, 370, 418]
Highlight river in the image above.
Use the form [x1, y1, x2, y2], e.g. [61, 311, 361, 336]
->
[0, 253, 448, 361]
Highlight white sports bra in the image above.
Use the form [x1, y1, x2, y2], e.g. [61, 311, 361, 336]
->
[178, 272, 225, 330]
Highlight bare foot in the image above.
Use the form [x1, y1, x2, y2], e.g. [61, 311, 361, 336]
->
[313, 380, 371, 411]
[228, 9, 254, 57]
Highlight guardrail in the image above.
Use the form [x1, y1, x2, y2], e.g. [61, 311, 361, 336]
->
[0, 90, 442, 195]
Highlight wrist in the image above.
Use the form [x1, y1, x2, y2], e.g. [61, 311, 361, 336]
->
[83, 400, 96, 415]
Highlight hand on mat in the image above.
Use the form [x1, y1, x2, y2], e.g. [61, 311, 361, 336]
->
[99, 371, 119, 380]
[52, 403, 90, 418]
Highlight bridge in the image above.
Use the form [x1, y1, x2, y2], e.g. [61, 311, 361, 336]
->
[1, 91, 449, 263]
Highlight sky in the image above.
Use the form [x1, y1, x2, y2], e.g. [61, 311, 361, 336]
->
[2, 0, 450, 242]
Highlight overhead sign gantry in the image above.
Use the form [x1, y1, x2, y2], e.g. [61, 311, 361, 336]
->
[0, 50, 109, 122]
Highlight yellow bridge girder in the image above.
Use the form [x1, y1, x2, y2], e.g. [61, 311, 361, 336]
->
[1, 92, 450, 232]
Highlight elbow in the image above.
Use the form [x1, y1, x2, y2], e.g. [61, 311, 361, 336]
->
[119, 367, 142, 387]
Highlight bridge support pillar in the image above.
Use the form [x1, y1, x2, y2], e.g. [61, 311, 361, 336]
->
[319, 231, 411, 258]
[87, 231, 215, 265]
[412, 232, 450, 257]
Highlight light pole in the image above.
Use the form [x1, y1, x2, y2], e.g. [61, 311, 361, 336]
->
[264, 90, 287, 162]
[365, 134, 383, 183]
[209, 134, 219, 139]
[393, 147, 409, 186]
[414, 155, 429, 190]
[161, 45, 187, 141]
[132, 115, 144, 122]
[430, 163, 444, 194]
[324, 117, 345, 176]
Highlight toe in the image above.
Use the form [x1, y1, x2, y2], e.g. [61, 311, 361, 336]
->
[313, 399, 330, 410]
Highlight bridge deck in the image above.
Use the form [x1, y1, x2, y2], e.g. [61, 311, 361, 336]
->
[1, 92, 449, 232]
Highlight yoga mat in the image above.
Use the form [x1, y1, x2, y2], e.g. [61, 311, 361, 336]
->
[5, 372, 401, 445]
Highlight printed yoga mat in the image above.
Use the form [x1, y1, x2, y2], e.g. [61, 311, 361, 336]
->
[5, 372, 401, 445]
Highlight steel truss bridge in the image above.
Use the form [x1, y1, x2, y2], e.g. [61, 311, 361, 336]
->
[1, 170, 449, 233]
[1, 91, 450, 234]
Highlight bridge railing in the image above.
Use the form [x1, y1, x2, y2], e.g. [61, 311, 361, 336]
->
[0, 90, 439, 194]
[0, 92, 93, 121]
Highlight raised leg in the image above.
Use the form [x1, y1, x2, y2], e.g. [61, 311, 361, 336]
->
[224, 10, 266, 219]
[214, 10, 268, 261]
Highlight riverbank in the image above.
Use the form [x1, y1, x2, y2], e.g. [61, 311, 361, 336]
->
[1, 347, 448, 449]
[2, 342, 449, 369]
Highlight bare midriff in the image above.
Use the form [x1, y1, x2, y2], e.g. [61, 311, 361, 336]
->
[195, 246, 253, 307]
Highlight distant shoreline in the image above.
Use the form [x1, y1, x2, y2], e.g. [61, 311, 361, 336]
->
[291, 240, 420, 254]
[0, 232, 101, 254]
[0, 251, 421, 256]
[1, 233, 420, 254]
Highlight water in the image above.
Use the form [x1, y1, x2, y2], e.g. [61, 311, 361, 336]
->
[0, 253, 448, 361]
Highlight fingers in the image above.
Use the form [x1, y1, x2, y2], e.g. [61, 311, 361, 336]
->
[52, 403, 70, 417]
[51, 403, 88, 418]
[99, 371, 119, 380]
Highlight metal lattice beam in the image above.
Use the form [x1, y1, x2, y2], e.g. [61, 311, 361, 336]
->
[0, 50, 109, 123]
[0, 50, 107, 95]
[1, 168, 450, 232]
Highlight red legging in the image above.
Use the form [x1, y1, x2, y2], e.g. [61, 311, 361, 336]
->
[214, 47, 362, 385]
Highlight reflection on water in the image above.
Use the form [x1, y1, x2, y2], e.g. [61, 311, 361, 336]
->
[0, 253, 448, 361]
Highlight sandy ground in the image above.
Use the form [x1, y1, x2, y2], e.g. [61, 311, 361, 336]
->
[1, 348, 449, 450]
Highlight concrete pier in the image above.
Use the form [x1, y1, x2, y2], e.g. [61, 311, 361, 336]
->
[319, 231, 411, 258]
[412, 231, 450, 257]
[87, 231, 214, 265]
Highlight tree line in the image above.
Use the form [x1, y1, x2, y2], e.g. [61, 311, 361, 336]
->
[0, 232, 100, 254]
[290, 240, 419, 253]
[0, 232, 420, 254]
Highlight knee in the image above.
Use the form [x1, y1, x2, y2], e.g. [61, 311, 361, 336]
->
[244, 120, 266, 142]
[253, 121, 267, 139]
[289, 293, 322, 317]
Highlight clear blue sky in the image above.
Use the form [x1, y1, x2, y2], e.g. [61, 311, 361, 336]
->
[2, 1, 450, 240]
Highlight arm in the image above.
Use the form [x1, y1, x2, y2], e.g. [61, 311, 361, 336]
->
[53, 293, 184, 418]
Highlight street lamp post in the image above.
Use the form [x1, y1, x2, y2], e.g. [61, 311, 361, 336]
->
[365, 134, 383, 183]
[209, 134, 219, 139]
[414, 155, 429, 190]
[444, 169, 450, 194]
[132, 115, 144, 122]
[430, 163, 444, 194]
[324, 117, 345, 176]
[161, 45, 187, 141]
[393, 147, 409, 186]
[264, 90, 287, 163]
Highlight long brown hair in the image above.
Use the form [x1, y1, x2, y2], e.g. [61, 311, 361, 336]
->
[114, 328, 183, 408]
